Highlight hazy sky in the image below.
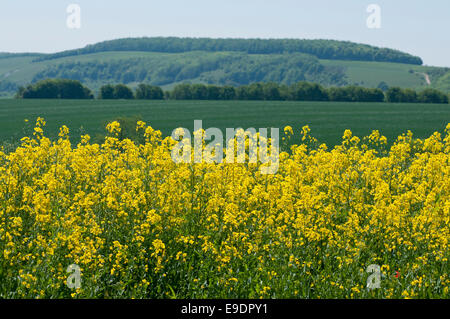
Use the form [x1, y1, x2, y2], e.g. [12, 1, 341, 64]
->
[1, 0, 449, 67]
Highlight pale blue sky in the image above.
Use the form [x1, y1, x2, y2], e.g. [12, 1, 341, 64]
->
[0, 0, 449, 66]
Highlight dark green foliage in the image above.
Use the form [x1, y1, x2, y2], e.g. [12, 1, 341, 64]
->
[401, 89, 419, 103]
[98, 84, 134, 99]
[386, 87, 406, 103]
[190, 84, 209, 100]
[205, 85, 220, 100]
[386, 87, 448, 104]
[327, 86, 385, 102]
[135, 84, 164, 100]
[171, 83, 240, 100]
[33, 37, 423, 65]
[99, 84, 115, 99]
[169, 82, 387, 103]
[219, 86, 237, 100]
[15, 79, 449, 104]
[171, 83, 193, 100]
[15, 79, 93, 99]
[114, 84, 134, 99]
[262, 82, 284, 101]
[236, 83, 265, 100]
[417, 88, 449, 104]
[289, 82, 328, 101]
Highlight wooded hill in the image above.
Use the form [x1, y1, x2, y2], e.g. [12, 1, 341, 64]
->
[34, 37, 423, 65]
[1, 37, 450, 98]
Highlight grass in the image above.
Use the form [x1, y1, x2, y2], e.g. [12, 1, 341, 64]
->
[320, 59, 427, 88]
[0, 99, 449, 148]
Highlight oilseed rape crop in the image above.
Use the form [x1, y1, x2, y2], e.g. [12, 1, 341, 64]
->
[0, 118, 449, 299]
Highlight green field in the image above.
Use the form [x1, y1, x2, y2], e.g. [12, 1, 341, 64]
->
[321, 59, 450, 92]
[321, 60, 425, 88]
[0, 99, 449, 148]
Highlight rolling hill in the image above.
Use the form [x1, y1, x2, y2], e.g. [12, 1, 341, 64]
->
[1, 37, 449, 97]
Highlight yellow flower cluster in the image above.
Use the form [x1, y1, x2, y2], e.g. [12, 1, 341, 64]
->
[0, 118, 448, 298]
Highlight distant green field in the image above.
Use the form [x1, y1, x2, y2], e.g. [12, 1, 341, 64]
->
[0, 99, 449, 148]
[321, 59, 427, 88]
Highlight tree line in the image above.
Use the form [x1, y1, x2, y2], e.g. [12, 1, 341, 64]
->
[16, 79, 449, 104]
[34, 37, 423, 65]
[15, 79, 94, 99]
[99, 84, 164, 100]
[167, 83, 447, 103]
[385, 87, 449, 104]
